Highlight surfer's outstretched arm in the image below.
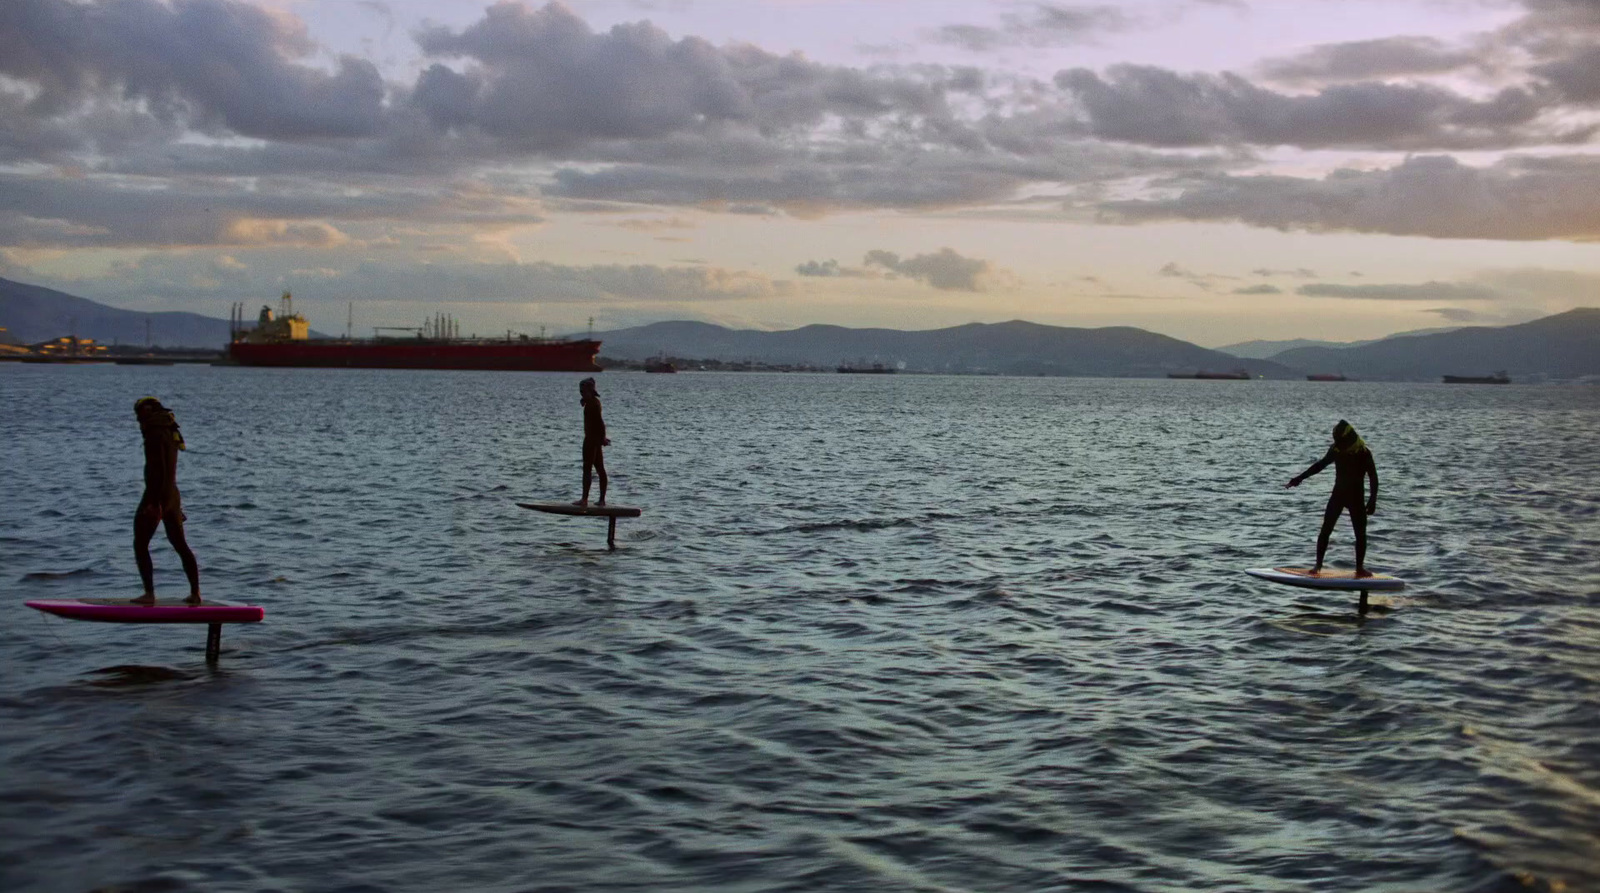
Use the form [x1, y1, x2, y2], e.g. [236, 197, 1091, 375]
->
[1286, 449, 1334, 488]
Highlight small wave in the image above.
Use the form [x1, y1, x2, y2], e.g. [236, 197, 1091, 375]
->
[21, 567, 96, 580]
[84, 665, 194, 687]
[750, 517, 918, 535]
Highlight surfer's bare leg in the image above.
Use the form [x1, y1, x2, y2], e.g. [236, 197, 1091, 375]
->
[577, 454, 593, 507]
[1350, 507, 1370, 577]
[1313, 496, 1341, 573]
[594, 451, 607, 507]
[163, 514, 201, 602]
[133, 504, 159, 602]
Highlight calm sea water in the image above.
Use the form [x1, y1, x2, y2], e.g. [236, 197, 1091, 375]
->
[2, 365, 1597, 893]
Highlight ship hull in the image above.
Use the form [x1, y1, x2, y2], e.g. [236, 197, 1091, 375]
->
[228, 339, 601, 372]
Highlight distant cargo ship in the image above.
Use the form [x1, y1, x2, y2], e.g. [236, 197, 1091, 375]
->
[838, 361, 896, 374]
[1167, 369, 1251, 380]
[226, 294, 600, 372]
[1442, 371, 1510, 384]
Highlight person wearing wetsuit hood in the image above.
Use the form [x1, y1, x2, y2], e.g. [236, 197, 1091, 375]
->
[574, 378, 610, 507]
[132, 397, 201, 603]
[1286, 420, 1379, 578]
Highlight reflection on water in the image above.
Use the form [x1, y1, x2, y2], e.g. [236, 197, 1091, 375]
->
[2, 366, 1597, 892]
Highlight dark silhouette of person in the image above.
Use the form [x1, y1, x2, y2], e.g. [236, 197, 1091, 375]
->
[574, 378, 610, 507]
[1286, 419, 1379, 577]
[132, 397, 201, 604]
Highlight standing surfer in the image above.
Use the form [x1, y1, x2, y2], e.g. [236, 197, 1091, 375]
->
[132, 397, 201, 604]
[1286, 420, 1379, 577]
[574, 377, 610, 507]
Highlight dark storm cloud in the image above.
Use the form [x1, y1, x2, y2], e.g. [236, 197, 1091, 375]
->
[1098, 154, 1600, 241]
[863, 248, 997, 291]
[1297, 282, 1503, 301]
[1055, 64, 1561, 150]
[932, 4, 1131, 51]
[1258, 37, 1481, 84]
[0, 0, 386, 141]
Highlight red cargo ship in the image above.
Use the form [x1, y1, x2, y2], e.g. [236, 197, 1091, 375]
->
[226, 295, 600, 372]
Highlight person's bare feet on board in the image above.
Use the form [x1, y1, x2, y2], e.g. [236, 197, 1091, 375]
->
[131, 592, 157, 605]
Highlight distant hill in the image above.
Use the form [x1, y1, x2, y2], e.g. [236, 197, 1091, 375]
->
[1272, 309, 1600, 381]
[0, 277, 233, 348]
[1218, 326, 1463, 359]
[597, 319, 1298, 378]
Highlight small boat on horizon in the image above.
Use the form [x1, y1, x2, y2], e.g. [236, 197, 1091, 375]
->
[1443, 371, 1510, 384]
[1306, 373, 1349, 382]
[1168, 369, 1251, 380]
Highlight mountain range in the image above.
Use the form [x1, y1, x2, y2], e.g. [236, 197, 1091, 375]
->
[3, 276, 1595, 380]
[0, 277, 233, 348]
[1215, 327, 1463, 360]
[593, 319, 1294, 378]
[1268, 309, 1600, 381]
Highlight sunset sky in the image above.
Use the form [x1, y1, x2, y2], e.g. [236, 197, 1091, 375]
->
[3, 0, 1599, 345]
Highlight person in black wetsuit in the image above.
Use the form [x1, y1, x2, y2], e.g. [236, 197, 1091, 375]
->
[1286, 419, 1379, 577]
[132, 397, 201, 604]
[574, 378, 610, 507]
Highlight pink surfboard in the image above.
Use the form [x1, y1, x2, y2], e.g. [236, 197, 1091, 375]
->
[25, 598, 265, 624]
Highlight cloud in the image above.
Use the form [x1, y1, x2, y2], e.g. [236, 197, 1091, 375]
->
[1258, 36, 1481, 84]
[0, 0, 386, 141]
[1054, 64, 1569, 150]
[0, 171, 545, 248]
[794, 259, 873, 278]
[223, 219, 351, 248]
[932, 4, 1132, 51]
[1423, 305, 1544, 325]
[1426, 306, 1483, 322]
[1296, 281, 1502, 301]
[612, 217, 696, 231]
[1158, 260, 1235, 291]
[863, 247, 1004, 291]
[1531, 45, 1600, 103]
[1471, 266, 1600, 300]
[411, 1, 968, 152]
[1233, 284, 1281, 294]
[1097, 154, 1600, 241]
[27, 252, 790, 312]
[1252, 267, 1317, 278]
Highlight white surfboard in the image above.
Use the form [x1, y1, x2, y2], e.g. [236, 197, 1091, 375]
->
[1244, 567, 1405, 591]
[517, 502, 642, 518]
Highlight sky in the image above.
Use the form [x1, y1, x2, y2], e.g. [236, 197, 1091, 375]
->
[2, 0, 1599, 346]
